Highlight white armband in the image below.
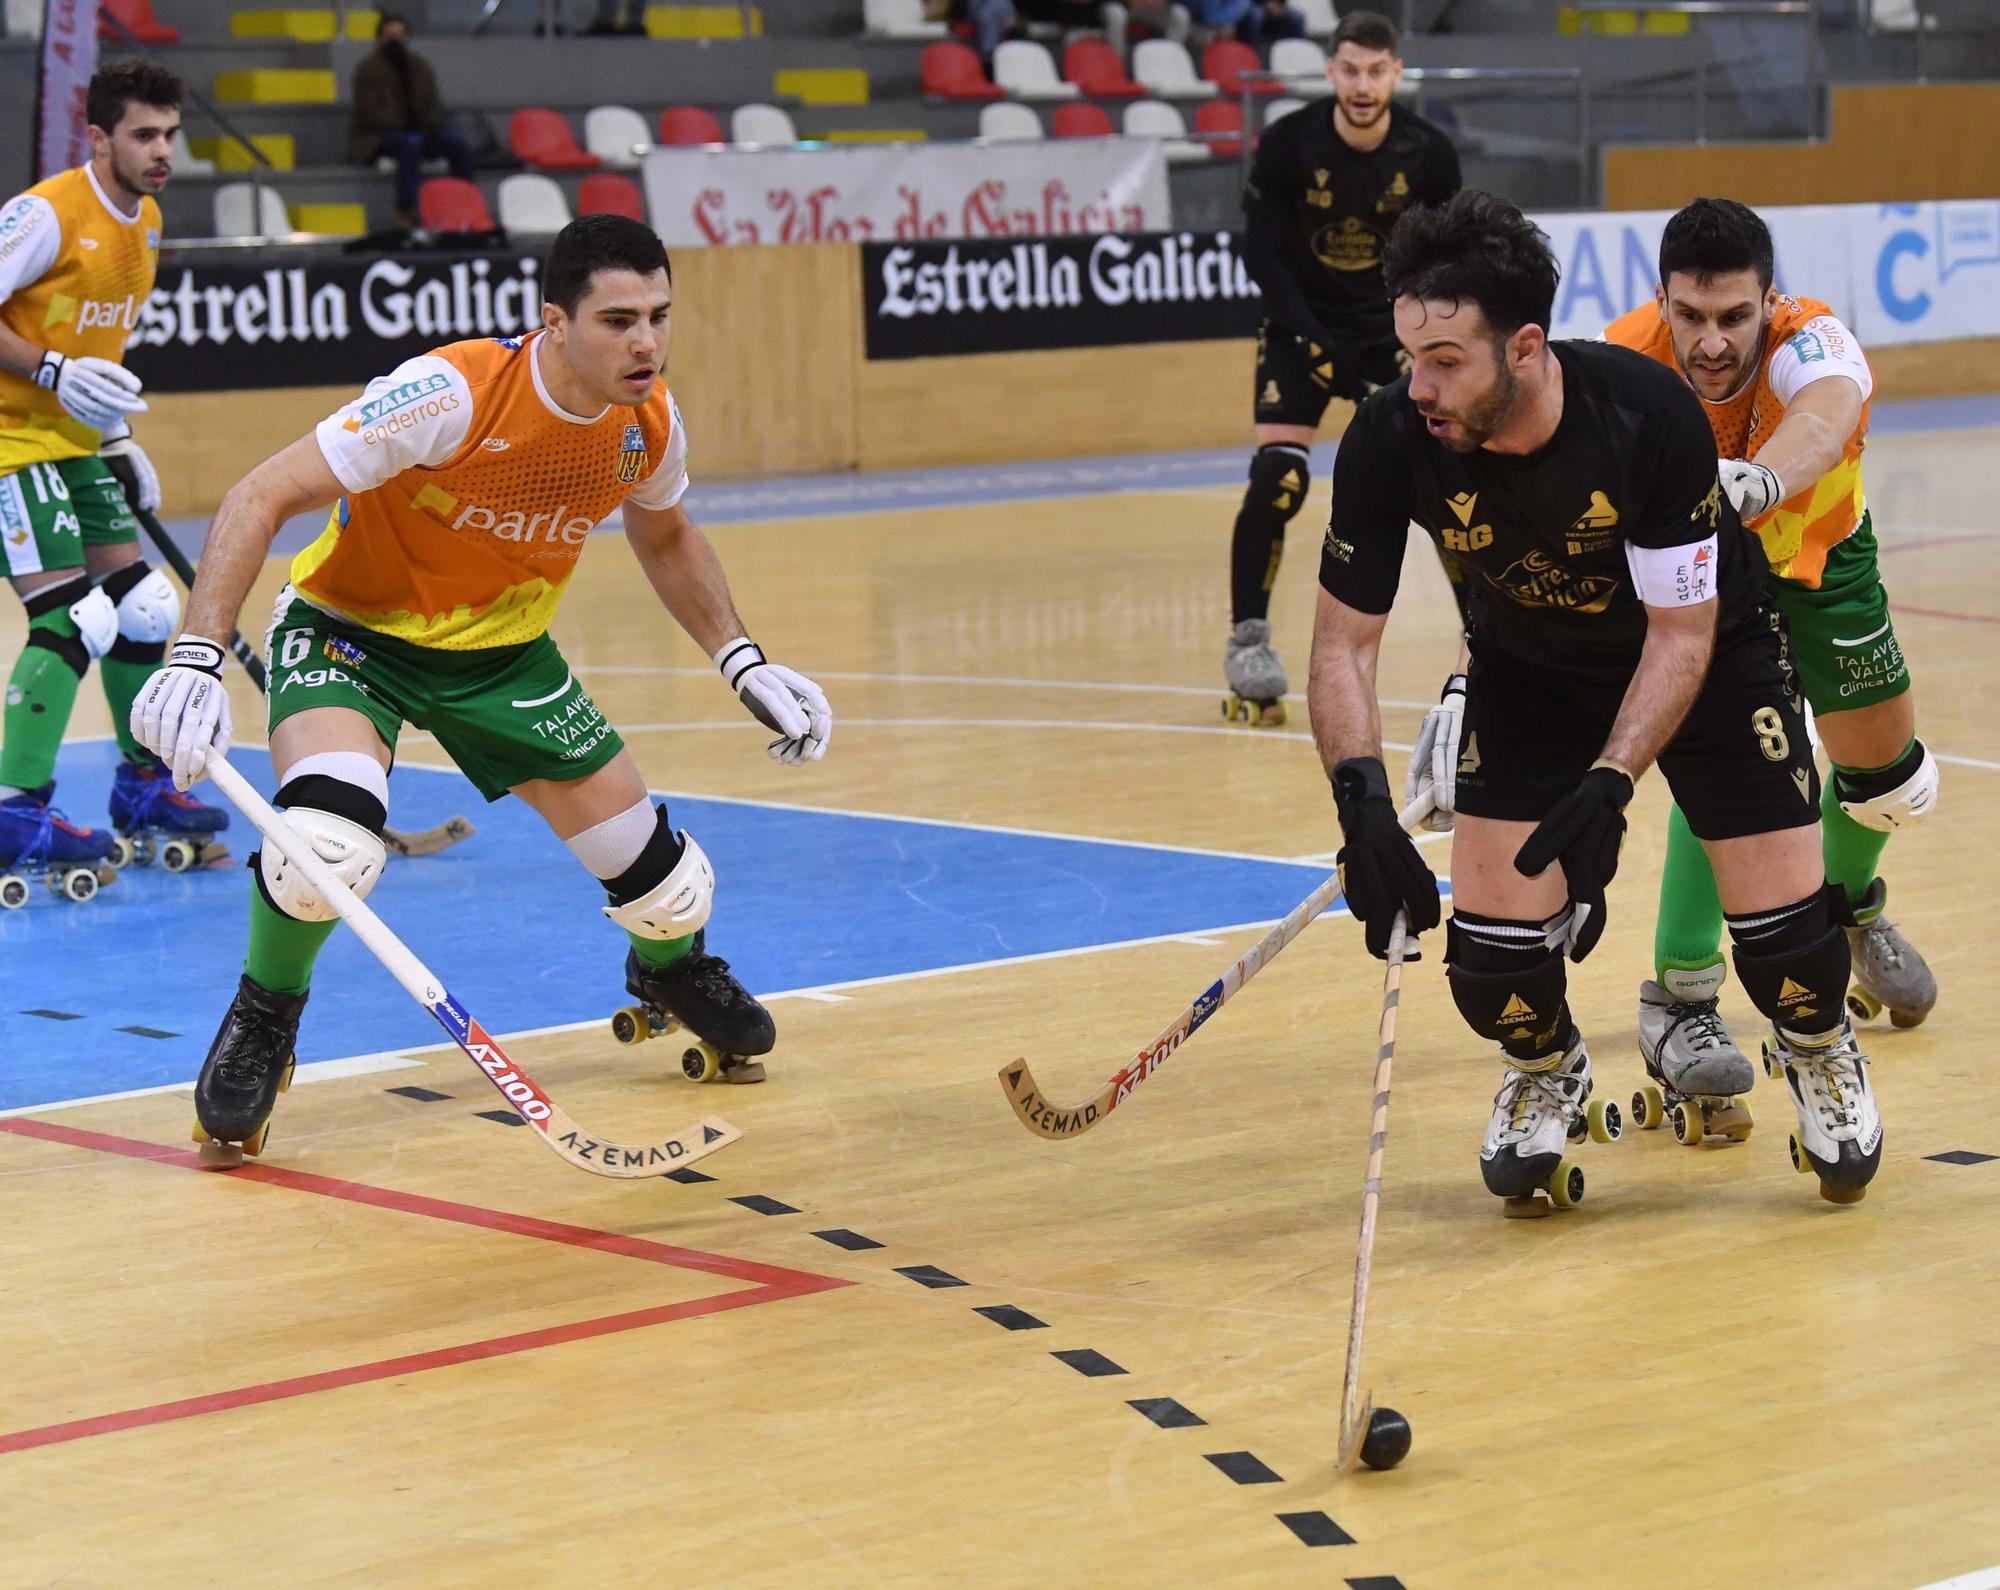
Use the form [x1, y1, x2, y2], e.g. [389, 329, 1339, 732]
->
[1627, 536, 1720, 608]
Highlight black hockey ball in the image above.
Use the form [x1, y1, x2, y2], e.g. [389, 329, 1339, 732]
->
[1359, 1406, 1411, 1470]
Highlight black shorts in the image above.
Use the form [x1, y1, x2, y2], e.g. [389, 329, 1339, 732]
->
[1252, 320, 1404, 428]
[1454, 610, 1820, 842]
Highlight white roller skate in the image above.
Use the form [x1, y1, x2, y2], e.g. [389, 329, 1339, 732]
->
[1633, 963, 1755, 1146]
[1762, 1019, 1881, 1204]
[1481, 1031, 1622, 1218]
[1842, 879, 1935, 1028]
[1221, 618, 1288, 727]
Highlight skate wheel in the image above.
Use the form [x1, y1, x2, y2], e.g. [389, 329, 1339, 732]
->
[61, 867, 97, 903]
[610, 1006, 652, 1046]
[1547, 1159, 1586, 1210]
[277, 1056, 297, 1095]
[680, 1042, 723, 1084]
[134, 836, 156, 867]
[1819, 1180, 1866, 1206]
[1585, 1095, 1622, 1144]
[160, 839, 197, 873]
[1761, 1043, 1781, 1080]
[0, 875, 27, 910]
[1845, 988, 1884, 1023]
[109, 835, 135, 869]
[1219, 696, 1237, 722]
[241, 1120, 272, 1158]
[1670, 1100, 1706, 1146]
[1632, 1084, 1665, 1131]
[1787, 1131, 1815, 1175]
[1500, 1195, 1551, 1220]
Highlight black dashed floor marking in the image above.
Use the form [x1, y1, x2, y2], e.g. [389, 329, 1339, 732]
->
[1051, 1348, 1126, 1378]
[1926, 1149, 1998, 1165]
[730, 1194, 798, 1216]
[1205, 1451, 1281, 1485]
[1129, 1396, 1205, 1427]
[664, 1167, 715, 1184]
[974, 1304, 1047, 1331]
[1344, 1575, 1406, 1587]
[812, 1228, 884, 1251]
[386, 1085, 451, 1102]
[894, 1264, 967, 1289]
[116, 1025, 177, 1039]
[22, 1009, 83, 1021]
[473, 1110, 526, 1127]
[1274, 1512, 1356, 1548]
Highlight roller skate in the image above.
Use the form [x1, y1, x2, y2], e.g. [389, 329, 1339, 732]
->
[190, 975, 308, 1167]
[0, 783, 118, 906]
[1632, 965, 1755, 1145]
[1762, 1018, 1881, 1205]
[1221, 618, 1288, 727]
[609, 931, 775, 1083]
[108, 753, 232, 872]
[1481, 1029, 1622, 1218]
[1842, 878, 1935, 1028]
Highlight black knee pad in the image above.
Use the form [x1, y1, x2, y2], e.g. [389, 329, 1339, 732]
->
[603, 803, 687, 906]
[1246, 441, 1310, 522]
[1231, 443, 1312, 619]
[1445, 913, 1570, 1062]
[1728, 885, 1850, 1037]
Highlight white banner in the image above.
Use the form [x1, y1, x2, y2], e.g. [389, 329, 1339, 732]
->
[642, 138, 1172, 250]
[36, 0, 96, 180]
[1847, 200, 2000, 346]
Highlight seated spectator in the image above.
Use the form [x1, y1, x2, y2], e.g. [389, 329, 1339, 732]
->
[346, 12, 475, 229]
[1180, 0, 1302, 44]
[946, 0, 1018, 59]
[1107, 0, 1189, 47]
[1246, 0, 1304, 43]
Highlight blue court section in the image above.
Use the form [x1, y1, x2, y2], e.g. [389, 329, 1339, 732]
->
[0, 740, 1339, 1112]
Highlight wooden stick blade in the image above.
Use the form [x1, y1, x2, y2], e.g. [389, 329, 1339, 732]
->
[383, 816, 476, 857]
[531, 1110, 741, 1179]
[1336, 1392, 1373, 1477]
[997, 1059, 1117, 1140]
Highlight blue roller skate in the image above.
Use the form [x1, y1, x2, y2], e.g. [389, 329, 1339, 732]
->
[108, 753, 232, 872]
[0, 783, 119, 906]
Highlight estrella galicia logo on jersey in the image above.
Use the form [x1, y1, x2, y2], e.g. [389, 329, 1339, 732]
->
[1493, 549, 1618, 614]
[342, 372, 457, 437]
[616, 422, 647, 484]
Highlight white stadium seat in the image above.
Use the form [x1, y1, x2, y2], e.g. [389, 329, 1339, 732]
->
[1132, 38, 1218, 99]
[863, 0, 946, 38]
[1264, 94, 1308, 128]
[731, 102, 798, 144]
[993, 40, 1081, 100]
[497, 172, 573, 235]
[212, 181, 289, 238]
[1122, 98, 1208, 163]
[1294, 0, 1338, 39]
[585, 105, 653, 168]
[171, 128, 214, 175]
[1269, 37, 1329, 81]
[979, 102, 1046, 141]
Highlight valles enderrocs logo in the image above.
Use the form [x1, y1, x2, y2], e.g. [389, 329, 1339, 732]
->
[616, 422, 647, 485]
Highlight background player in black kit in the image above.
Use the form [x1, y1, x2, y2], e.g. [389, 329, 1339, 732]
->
[1222, 9, 1460, 725]
[1310, 191, 1883, 1213]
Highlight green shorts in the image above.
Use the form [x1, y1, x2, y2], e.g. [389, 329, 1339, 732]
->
[0, 456, 138, 580]
[264, 593, 625, 802]
[1766, 511, 1911, 715]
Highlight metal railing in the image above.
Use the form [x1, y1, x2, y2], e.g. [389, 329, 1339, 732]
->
[471, 0, 757, 37]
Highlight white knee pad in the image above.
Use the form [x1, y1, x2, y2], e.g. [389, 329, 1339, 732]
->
[259, 807, 387, 922]
[602, 831, 714, 939]
[113, 566, 180, 644]
[1836, 742, 1939, 833]
[68, 585, 118, 660]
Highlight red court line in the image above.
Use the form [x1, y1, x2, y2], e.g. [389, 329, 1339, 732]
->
[0, 1117, 851, 1455]
[1892, 603, 2000, 627]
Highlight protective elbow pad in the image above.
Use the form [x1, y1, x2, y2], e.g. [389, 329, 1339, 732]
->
[603, 830, 714, 940]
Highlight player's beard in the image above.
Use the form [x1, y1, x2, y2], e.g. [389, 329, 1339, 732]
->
[1424, 359, 1519, 453]
[112, 145, 168, 199]
[1336, 94, 1389, 132]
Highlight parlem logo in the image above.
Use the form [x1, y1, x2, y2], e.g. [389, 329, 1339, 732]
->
[411, 482, 595, 545]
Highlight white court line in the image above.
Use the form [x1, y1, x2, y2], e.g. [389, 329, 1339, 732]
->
[1912, 1568, 2000, 1590]
[0, 1051, 424, 1120]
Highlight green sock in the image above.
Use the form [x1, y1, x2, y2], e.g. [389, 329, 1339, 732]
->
[0, 616, 83, 790]
[628, 930, 695, 969]
[1822, 747, 1904, 909]
[245, 883, 338, 995]
[1654, 801, 1726, 982]
[98, 652, 159, 762]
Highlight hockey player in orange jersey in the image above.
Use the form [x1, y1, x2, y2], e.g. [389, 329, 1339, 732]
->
[132, 215, 833, 1161]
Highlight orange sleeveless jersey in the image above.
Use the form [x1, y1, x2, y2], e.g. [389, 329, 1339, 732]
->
[294, 334, 681, 650]
[1604, 294, 1870, 588]
[0, 166, 162, 471]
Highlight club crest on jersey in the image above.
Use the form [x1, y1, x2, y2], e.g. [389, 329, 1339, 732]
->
[324, 635, 367, 668]
[616, 423, 647, 484]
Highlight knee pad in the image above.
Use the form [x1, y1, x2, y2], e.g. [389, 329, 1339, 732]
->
[1246, 441, 1311, 526]
[1833, 739, 1938, 833]
[602, 809, 713, 939]
[1445, 912, 1570, 1061]
[20, 576, 95, 676]
[255, 772, 389, 923]
[99, 559, 179, 653]
[1728, 885, 1849, 1037]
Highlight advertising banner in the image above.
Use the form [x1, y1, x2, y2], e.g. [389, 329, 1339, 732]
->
[1847, 200, 2000, 346]
[35, 0, 97, 181]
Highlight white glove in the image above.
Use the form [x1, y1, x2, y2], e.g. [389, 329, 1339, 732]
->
[131, 636, 234, 789]
[714, 638, 832, 765]
[99, 421, 161, 512]
[34, 350, 146, 431]
[1719, 458, 1784, 520]
[1404, 671, 1466, 834]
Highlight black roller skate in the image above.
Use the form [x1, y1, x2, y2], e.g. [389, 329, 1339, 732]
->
[0, 782, 118, 906]
[190, 975, 308, 1166]
[109, 753, 231, 872]
[609, 931, 775, 1083]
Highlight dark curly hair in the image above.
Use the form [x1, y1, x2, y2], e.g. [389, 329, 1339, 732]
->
[1659, 197, 1774, 293]
[1382, 188, 1560, 341]
[87, 58, 183, 133]
[543, 214, 672, 314]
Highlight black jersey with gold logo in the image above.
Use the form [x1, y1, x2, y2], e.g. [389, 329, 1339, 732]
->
[1242, 104, 1460, 343]
[1318, 341, 1767, 680]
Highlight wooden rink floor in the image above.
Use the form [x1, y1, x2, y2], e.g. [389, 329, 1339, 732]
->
[4, 420, 2000, 1587]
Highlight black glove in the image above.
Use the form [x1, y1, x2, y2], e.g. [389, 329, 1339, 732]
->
[1513, 761, 1635, 963]
[1333, 756, 1440, 959]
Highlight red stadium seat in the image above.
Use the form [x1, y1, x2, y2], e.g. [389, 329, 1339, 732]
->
[579, 172, 645, 221]
[98, 0, 179, 43]
[1063, 39, 1143, 98]
[509, 108, 602, 171]
[1051, 102, 1115, 138]
[1195, 99, 1245, 159]
[657, 105, 726, 146]
[921, 41, 1004, 101]
[419, 177, 497, 234]
[1203, 39, 1272, 95]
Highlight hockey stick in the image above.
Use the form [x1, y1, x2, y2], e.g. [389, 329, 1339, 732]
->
[134, 508, 476, 859]
[205, 755, 739, 1178]
[998, 793, 1432, 1139]
[1336, 909, 1408, 1476]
